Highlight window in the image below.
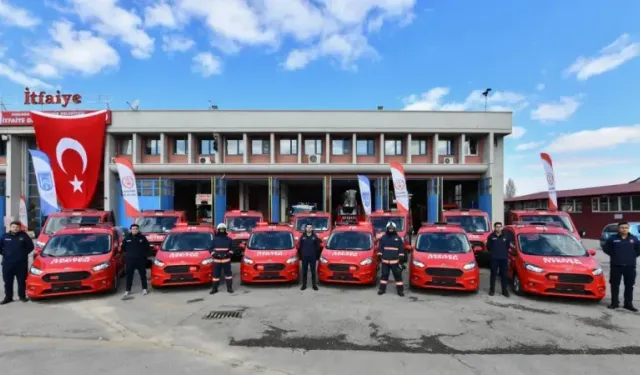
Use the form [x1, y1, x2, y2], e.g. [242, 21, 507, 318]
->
[356, 139, 375, 156]
[251, 139, 270, 155]
[384, 139, 403, 156]
[591, 198, 599, 212]
[304, 139, 322, 155]
[199, 139, 216, 155]
[332, 139, 351, 155]
[173, 137, 187, 155]
[118, 138, 132, 155]
[464, 138, 478, 156]
[437, 139, 454, 155]
[279, 139, 297, 155]
[144, 138, 160, 155]
[411, 140, 427, 155]
[633, 196, 640, 211]
[620, 196, 632, 211]
[594, 195, 640, 212]
[610, 197, 620, 212]
[599, 197, 609, 212]
[226, 139, 244, 155]
[560, 198, 582, 213]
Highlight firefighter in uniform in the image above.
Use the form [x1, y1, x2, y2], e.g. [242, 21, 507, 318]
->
[210, 223, 234, 294]
[603, 221, 640, 312]
[377, 222, 406, 296]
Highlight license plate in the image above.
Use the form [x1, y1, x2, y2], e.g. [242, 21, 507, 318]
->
[170, 274, 192, 281]
[51, 282, 81, 291]
[556, 284, 585, 291]
[432, 277, 456, 284]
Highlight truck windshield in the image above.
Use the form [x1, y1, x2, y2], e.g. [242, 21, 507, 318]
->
[161, 232, 213, 251]
[295, 217, 330, 231]
[415, 232, 471, 253]
[42, 234, 111, 256]
[370, 217, 405, 232]
[134, 216, 178, 233]
[518, 233, 587, 257]
[519, 215, 575, 233]
[248, 232, 294, 250]
[226, 217, 261, 232]
[43, 216, 101, 235]
[444, 215, 489, 233]
[325, 232, 372, 250]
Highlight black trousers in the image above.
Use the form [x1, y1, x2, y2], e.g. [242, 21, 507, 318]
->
[125, 258, 147, 291]
[490, 258, 508, 293]
[301, 258, 317, 286]
[213, 262, 233, 287]
[610, 265, 636, 305]
[2, 262, 27, 300]
[380, 263, 403, 291]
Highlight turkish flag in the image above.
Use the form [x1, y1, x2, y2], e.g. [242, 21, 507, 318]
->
[30, 110, 108, 209]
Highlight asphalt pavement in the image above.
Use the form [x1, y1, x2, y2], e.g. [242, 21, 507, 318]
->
[0, 239, 638, 374]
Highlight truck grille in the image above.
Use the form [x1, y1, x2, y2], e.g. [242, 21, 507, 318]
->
[43, 271, 91, 282]
[425, 268, 463, 277]
[165, 265, 198, 274]
[470, 241, 484, 250]
[328, 264, 357, 272]
[547, 273, 593, 284]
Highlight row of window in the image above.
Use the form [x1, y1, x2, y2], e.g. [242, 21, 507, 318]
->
[118, 137, 480, 157]
[592, 196, 640, 212]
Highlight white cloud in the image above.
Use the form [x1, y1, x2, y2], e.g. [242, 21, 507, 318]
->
[403, 87, 529, 112]
[0, 0, 40, 28]
[508, 126, 526, 139]
[564, 33, 640, 81]
[536, 83, 545, 91]
[530, 95, 581, 122]
[30, 63, 61, 78]
[545, 124, 640, 153]
[67, 0, 154, 59]
[144, 1, 178, 28]
[30, 21, 120, 77]
[0, 63, 53, 89]
[284, 31, 377, 71]
[515, 141, 545, 151]
[162, 35, 195, 53]
[192, 52, 222, 77]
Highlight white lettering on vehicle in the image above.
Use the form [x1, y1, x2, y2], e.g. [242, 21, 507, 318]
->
[257, 251, 284, 256]
[468, 235, 480, 240]
[50, 257, 91, 264]
[168, 252, 201, 258]
[331, 252, 359, 257]
[427, 254, 459, 260]
[147, 234, 165, 242]
[542, 257, 583, 265]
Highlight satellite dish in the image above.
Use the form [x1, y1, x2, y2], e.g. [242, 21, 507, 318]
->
[127, 99, 140, 111]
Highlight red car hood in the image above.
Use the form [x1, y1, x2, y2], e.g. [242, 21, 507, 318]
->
[520, 254, 600, 272]
[155, 250, 212, 263]
[413, 251, 476, 266]
[322, 250, 374, 262]
[466, 232, 490, 242]
[34, 253, 112, 272]
[145, 233, 167, 243]
[229, 232, 251, 240]
[244, 249, 297, 261]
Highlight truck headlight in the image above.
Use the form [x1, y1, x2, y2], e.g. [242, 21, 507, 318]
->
[294, 236, 300, 241]
[153, 258, 165, 267]
[243, 257, 254, 265]
[36, 241, 46, 248]
[412, 260, 425, 268]
[29, 266, 43, 276]
[463, 262, 476, 270]
[320, 256, 328, 264]
[592, 267, 603, 276]
[92, 262, 110, 272]
[201, 258, 214, 265]
[286, 256, 298, 264]
[360, 257, 373, 266]
[524, 263, 544, 273]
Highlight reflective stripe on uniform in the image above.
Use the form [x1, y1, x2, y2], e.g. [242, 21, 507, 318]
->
[382, 259, 399, 264]
[214, 248, 230, 250]
[396, 282, 403, 286]
[212, 278, 220, 281]
[214, 259, 231, 263]
[224, 276, 233, 279]
[380, 280, 388, 284]
[383, 247, 398, 251]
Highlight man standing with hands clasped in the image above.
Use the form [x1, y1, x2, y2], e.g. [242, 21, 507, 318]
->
[487, 222, 511, 297]
[0, 221, 34, 304]
[298, 222, 322, 291]
[603, 221, 640, 312]
[122, 224, 150, 299]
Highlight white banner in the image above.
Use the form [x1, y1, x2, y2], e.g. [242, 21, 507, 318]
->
[114, 157, 140, 218]
[540, 152, 558, 210]
[389, 163, 409, 213]
[357, 175, 372, 216]
[19, 195, 28, 228]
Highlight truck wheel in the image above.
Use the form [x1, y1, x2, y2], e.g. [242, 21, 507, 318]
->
[512, 273, 524, 296]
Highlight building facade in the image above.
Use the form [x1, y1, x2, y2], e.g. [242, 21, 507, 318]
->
[0, 109, 511, 232]
[505, 182, 640, 239]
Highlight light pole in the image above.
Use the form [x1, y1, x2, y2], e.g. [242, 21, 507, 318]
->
[482, 88, 492, 111]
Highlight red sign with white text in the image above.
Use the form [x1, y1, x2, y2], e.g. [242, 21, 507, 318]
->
[0, 110, 112, 126]
[31, 110, 108, 209]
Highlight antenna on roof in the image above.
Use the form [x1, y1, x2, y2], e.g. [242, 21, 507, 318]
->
[208, 100, 218, 110]
[127, 99, 140, 111]
[482, 88, 492, 111]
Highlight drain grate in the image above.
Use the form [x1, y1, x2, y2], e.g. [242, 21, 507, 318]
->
[203, 310, 243, 320]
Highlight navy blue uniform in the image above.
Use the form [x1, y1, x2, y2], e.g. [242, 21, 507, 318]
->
[0, 231, 34, 301]
[211, 234, 234, 291]
[122, 233, 149, 291]
[603, 234, 640, 306]
[487, 231, 511, 294]
[297, 232, 321, 287]
[377, 232, 406, 294]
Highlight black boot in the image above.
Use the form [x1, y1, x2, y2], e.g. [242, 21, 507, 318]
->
[227, 285, 234, 294]
[301, 284, 307, 291]
[378, 289, 385, 295]
[624, 303, 638, 312]
[502, 290, 510, 298]
[209, 285, 218, 295]
[608, 302, 619, 309]
[0, 298, 13, 305]
[312, 284, 318, 291]
[489, 290, 495, 296]
[397, 287, 404, 297]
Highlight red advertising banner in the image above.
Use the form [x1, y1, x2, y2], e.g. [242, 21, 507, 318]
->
[1, 110, 112, 126]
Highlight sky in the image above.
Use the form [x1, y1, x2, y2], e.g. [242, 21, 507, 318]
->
[1, 0, 639, 197]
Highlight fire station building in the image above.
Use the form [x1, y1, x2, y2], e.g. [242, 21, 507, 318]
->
[0, 110, 511, 232]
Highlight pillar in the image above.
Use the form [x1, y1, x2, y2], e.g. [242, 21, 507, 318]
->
[270, 133, 275, 163]
[242, 133, 248, 164]
[432, 133, 439, 164]
[459, 134, 466, 164]
[214, 133, 221, 164]
[352, 133, 357, 164]
[5, 135, 24, 221]
[382, 178, 389, 210]
[132, 133, 140, 164]
[379, 133, 385, 164]
[479, 178, 492, 221]
[187, 133, 194, 163]
[324, 176, 331, 213]
[160, 133, 168, 163]
[239, 182, 246, 210]
[103, 134, 118, 216]
[269, 177, 280, 222]
[297, 133, 302, 164]
[427, 178, 439, 223]
[406, 133, 412, 164]
[325, 133, 330, 163]
[214, 177, 227, 225]
[374, 178, 383, 211]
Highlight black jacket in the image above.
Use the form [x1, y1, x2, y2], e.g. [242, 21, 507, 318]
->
[487, 232, 511, 260]
[211, 233, 233, 260]
[122, 233, 150, 261]
[0, 231, 34, 265]
[603, 234, 640, 266]
[297, 232, 322, 260]
[377, 232, 406, 262]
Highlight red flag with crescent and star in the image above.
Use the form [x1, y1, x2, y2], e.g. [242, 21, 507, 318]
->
[30, 110, 108, 209]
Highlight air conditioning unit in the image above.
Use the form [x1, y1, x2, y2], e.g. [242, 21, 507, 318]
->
[199, 156, 213, 164]
[308, 154, 321, 164]
[443, 157, 455, 164]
